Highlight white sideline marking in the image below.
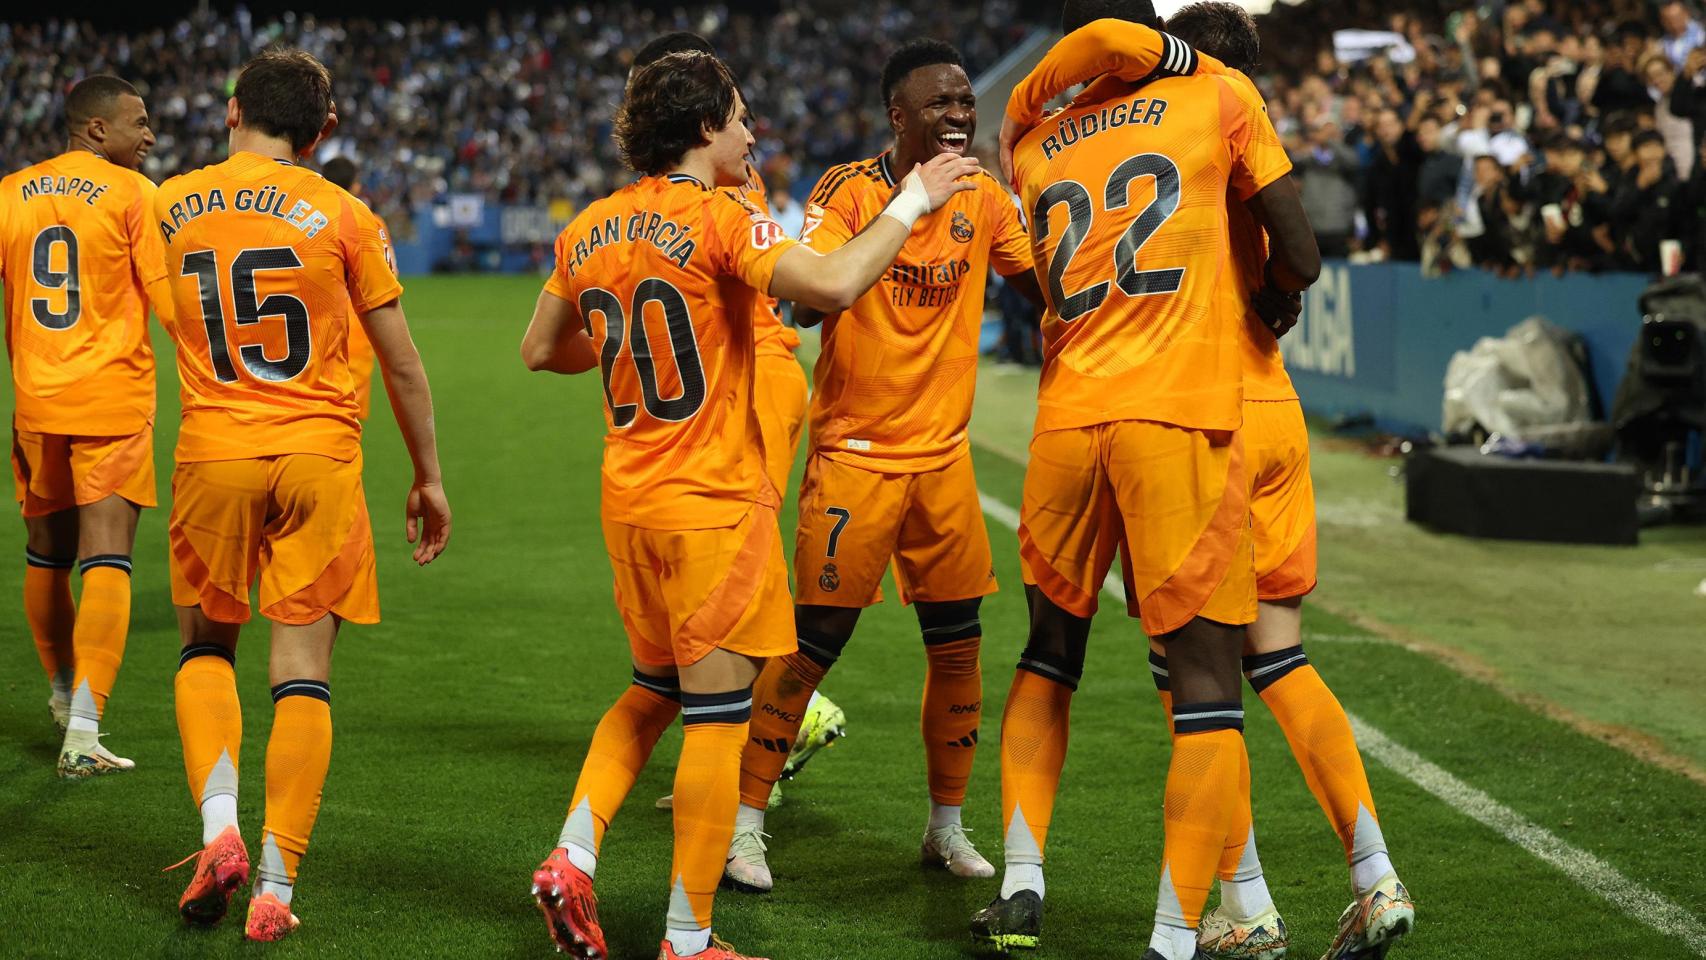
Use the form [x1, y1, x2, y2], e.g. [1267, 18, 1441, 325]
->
[977, 487, 1706, 956]
[1349, 717, 1706, 957]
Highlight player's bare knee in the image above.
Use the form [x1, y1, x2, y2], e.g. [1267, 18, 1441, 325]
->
[268, 615, 340, 685]
[75, 494, 141, 558]
[24, 510, 78, 558]
[1022, 585, 1090, 671]
[1246, 597, 1304, 655]
[177, 605, 241, 654]
[1160, 617, 1246, 704]
[794, 604, 859, 670]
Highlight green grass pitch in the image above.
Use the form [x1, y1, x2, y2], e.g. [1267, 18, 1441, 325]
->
[2, 275, 1704, 959]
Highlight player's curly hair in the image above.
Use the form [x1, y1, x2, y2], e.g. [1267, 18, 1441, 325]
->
[616, 51, 742, 176]
[880, 38, 964, 107]
[234, 49, 333, 154]
[1166, 2, 1260, 73]
[1062, 0, 1160, 34]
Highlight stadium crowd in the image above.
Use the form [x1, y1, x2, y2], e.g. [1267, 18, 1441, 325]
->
[0, 3, 1033, 238]
[1246, 0, 1706, 276]
[8, 0, 1706, 278]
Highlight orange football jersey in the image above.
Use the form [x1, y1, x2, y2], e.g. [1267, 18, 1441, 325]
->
[1006, 20, 1294, 403]
[800, 153, 1034, 472]
[732, 165, 802, 359]
[1, 150, 168, 435]
[1223, 76, 1296, 402]
[154, 152, 401, 463]
[1012, 70, 1291, 432]
[1005, 18, 1227, 129]
[543, 173, 800, 530]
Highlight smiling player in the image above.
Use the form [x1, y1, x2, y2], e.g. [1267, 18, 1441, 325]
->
[724, 39, 1044, 894]
[2, 75, 172, 777]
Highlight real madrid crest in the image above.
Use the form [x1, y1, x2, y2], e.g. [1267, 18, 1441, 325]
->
[951, 210, 975, 243]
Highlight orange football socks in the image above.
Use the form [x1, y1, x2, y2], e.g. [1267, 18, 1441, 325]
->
[558, 673, 682, 875]
[1154, 706, 1249, 950]
[258, 680, 333, 905]
[25, 551, 76, 696]
[176, 644, 243, 843]
[998, 651, 1078, 899]
[739, 646, 830, 810]
[922, 636, 982, 809]
[666, 689, 751, 956]
[1245, 646, 1391, 890]
[65, 556, 133, 732]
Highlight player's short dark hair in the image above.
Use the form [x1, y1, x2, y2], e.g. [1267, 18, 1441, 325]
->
[633, 32, 717, 71]
[64, 75, 140, 132]
[1062, 0, 1160, 34]
[616, 51, 742, 176]
[234, 49, 333, 154]
[880, 38, 965, 108]
[322, 155, 358, 190]
[1165, 2, 1260, 73]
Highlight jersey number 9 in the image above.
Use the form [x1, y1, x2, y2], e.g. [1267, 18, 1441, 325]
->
[30, 226, 81, 330]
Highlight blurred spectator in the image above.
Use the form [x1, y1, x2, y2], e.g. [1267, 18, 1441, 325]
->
[1660, 0, 1706, 69]
[1416, 115, 1464, 209]
[1642, 53, 1697, 176]
[1292, 120, 1361, 258]
[0, 3, 1035, 233]
[1612, 130, 1686, 271]
[1365, 108, 1422, 260]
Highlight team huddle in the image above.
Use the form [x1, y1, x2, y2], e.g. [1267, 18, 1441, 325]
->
[4, 0, 1416, 958]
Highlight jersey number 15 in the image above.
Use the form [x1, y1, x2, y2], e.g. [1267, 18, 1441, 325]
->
[182, 247, 313, 383]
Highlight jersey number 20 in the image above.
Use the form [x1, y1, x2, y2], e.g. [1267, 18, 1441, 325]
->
[1034, 153, 1186, 322]
[580, 279, 707, 427]
[182, 247, 313, 383]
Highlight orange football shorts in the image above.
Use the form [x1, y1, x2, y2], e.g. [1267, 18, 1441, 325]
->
[793, 452, 997, 608]
[1019, 420, 1255, 637]
[12, 423, 158, 517]
[754, 352, 809, 496]
[168, 453, 378, 626]
[1244, 399, 1317, 601]
[605, 501, 797, 669]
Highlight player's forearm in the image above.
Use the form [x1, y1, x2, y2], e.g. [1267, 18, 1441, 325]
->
[1007, 19, 1227, 128]
[522, 328, 599, 374]
[1246, 179, 1321, 293]
[363, 304, 444, 483]
[144, 275, 177, 327]
[521, 289, 598, 374]
[771, 216, 912, 313]
[377, 352, 444, 484]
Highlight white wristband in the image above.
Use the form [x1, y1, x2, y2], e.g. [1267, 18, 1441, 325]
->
[880, 169, 932, 230]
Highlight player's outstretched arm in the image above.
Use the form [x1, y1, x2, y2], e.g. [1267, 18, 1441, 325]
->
[361, 300, 451, 566]
[521, 290, 598, 374]
[769, 153, 981, 313]
[1000, 19, 1229, 188]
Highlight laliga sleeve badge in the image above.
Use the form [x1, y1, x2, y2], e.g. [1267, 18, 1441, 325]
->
[818, 562, 841, 593]
[951, 210, 975, 243]
[751, 218, 785, 250]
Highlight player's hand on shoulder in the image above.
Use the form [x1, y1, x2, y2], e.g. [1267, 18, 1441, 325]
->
[999, 114, 1030, 195]
[406, 480, 452, 566]
[903, 153, 982, 213]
